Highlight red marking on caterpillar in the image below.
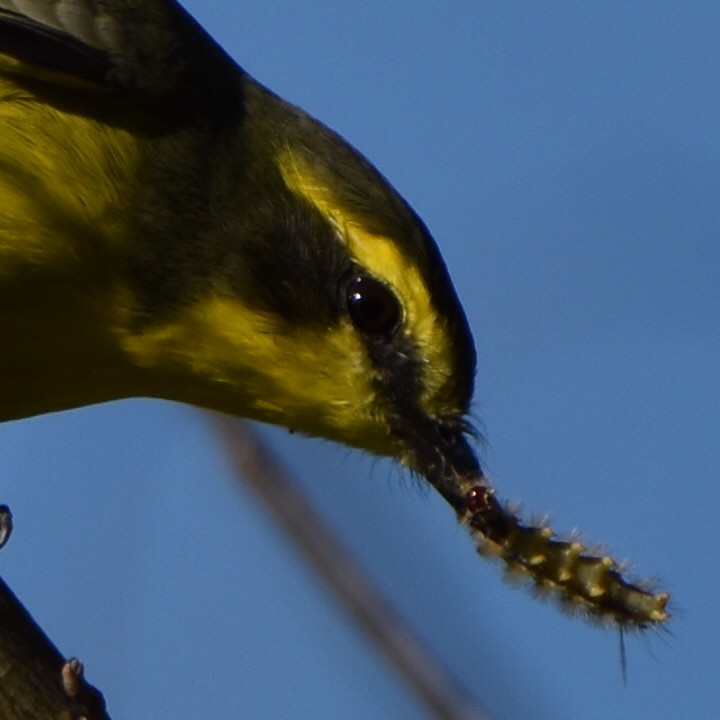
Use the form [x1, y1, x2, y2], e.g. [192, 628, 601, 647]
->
[461, 483, 669, 628]
[465, 485, 494, 514]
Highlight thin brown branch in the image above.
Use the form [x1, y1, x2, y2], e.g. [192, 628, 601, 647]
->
[213, 416, 492, 720]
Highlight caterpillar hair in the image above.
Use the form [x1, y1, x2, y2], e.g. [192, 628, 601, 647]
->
[450, 476, 669, 628]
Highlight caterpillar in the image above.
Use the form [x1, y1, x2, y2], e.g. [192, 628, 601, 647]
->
[456, 479, 669, 628]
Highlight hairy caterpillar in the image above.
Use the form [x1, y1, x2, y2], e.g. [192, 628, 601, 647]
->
[455, 479, 669, 628]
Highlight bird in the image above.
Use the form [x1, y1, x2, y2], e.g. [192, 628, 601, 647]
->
[0, 0, 479, 507]
[0, 0, 669, 628]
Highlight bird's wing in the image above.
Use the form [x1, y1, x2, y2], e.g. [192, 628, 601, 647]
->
[0, 0, 237, 103]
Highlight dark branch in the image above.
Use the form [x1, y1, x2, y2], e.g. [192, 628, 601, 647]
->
[0, 506, 109, 720]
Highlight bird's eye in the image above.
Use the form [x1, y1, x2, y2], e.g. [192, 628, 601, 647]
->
[344, 274, 402, 337]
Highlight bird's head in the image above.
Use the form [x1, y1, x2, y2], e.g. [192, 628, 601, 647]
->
[120, 80, 482, 495]
[0, 0, 482, 496]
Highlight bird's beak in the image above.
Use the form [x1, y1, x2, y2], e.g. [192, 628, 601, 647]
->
[391, 412, 511, 545]
[390, 413, 485, 516]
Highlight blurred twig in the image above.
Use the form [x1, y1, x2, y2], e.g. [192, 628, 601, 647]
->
[213, 416, 491, 720]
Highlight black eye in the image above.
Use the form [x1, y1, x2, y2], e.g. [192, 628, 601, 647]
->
[345, 274, 402, 336]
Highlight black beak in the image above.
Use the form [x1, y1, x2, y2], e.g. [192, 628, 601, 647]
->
[390, 413, 484, 516]
[391, 412, 512, 544]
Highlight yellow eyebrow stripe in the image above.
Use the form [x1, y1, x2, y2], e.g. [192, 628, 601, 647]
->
[279, 149, 460, 416]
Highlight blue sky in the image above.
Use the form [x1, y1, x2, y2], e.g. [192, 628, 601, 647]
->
[2, 2, 719, 719]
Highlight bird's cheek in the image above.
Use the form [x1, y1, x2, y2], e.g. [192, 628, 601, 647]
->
[119, 294, 400, 453]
